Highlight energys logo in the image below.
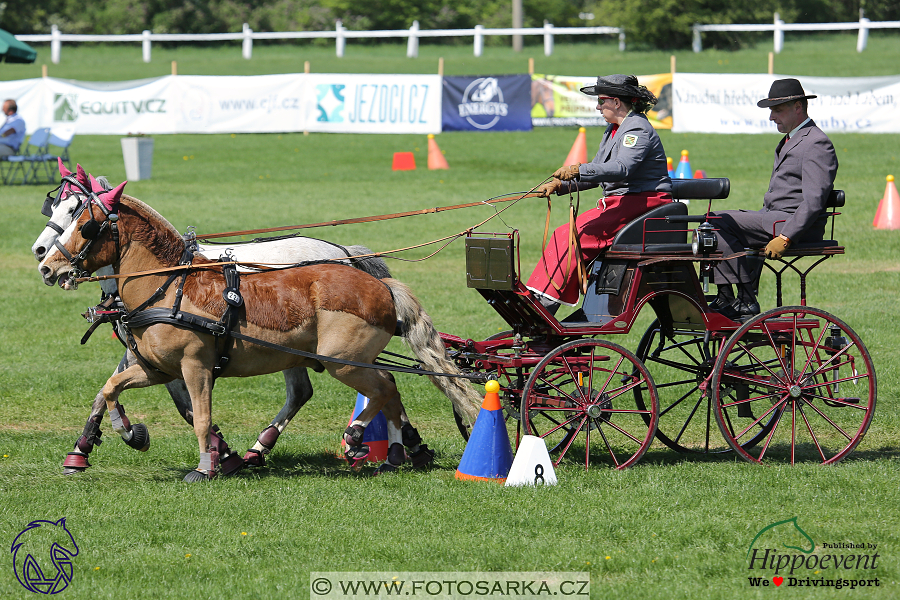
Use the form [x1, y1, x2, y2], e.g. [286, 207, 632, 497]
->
[457, 78, 509, 130]
[10, 518, 79, 594]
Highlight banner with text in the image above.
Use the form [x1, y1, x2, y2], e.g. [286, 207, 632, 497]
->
[530, 73, 672, 129]
[672, 73, 900, 133]
[441, 75, 532, 132]
[0, 74, 442, 135]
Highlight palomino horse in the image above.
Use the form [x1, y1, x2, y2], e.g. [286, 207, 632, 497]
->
[34, 163, 436, 476]
[39, 181, 482, 481]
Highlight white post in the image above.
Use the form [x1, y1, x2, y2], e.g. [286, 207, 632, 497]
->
[242, 23, 253, 59]
[692, 25, 702, 53]
[51, 24, 61, 64]
[543, 22, 553, 57]
[142, 30, 151, 63]
[857, 17, 870, 52]
[407, 20, 419, 58]
[774, 13, 784, 54]
[474, 24, 483, 57]
[618, 30, 626, 51]
[336, 21, 345, 58]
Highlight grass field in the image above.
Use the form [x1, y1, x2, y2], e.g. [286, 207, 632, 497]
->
[1, 40, 899, 599]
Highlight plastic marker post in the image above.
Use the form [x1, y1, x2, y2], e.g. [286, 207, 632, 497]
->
[392, 152, 416, 171]
[674, 149, 693, 179]
[455, 380, 513, 483]
[340, 393, 389, 462]
[505, 435, 557, 487]
[873, 175, 900, 230]
[427, 134, 449, 170]
[563, 127, 588, 167]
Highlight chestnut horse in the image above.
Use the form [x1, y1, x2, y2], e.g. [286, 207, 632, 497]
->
[39, 182, 481, 481]
[34, 162, 438, 476]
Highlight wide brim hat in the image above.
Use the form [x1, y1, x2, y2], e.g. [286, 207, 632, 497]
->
[757, 78, 817, 108]
[580, 74, 644, 98]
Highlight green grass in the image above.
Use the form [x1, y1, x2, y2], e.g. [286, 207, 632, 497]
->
[2, 41, 900, 599]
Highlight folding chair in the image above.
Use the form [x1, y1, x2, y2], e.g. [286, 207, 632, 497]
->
[49, 126, 76, 167]
[4, 128, 52, 185]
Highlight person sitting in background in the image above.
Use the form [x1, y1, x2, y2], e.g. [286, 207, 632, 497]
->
[527, 74, 672, 313]
[709, 78, 838, 320]
[0, 99, 26, 157]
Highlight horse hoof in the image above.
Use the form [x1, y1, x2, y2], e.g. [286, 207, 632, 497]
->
[124, 423, 150, 452]
[242, 449, 265, 468]
[62, 451, 90, 474]
[373, 462, 400, 476]
[183, 469, 212, 483]
[408, 444, 435, 469]
[219, 452, 245, 476]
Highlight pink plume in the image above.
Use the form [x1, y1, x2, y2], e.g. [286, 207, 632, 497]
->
[58, 157, 73, 178]
[76, 164, 89, 187]
[99, 181, 127, 212]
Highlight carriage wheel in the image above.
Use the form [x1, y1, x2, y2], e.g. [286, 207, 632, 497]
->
[523, 339, 658, 470]
[635, 320, 776, 454]
[711, 307, 876, 465]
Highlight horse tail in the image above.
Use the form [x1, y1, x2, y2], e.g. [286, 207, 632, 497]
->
[344, 245, 392, 280]
[383, 278, 481, 425]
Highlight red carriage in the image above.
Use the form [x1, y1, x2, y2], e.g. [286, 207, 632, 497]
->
[440, 178, 876, 469]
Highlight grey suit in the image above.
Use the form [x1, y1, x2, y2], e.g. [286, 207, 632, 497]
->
[712, 119, 838, 284]
[558, 112, 671, 197]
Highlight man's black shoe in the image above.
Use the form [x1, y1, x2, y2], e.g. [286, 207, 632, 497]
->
[713, 299, 760, 321]
[708, 295, 734, 311]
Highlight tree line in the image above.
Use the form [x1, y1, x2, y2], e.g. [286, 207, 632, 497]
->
[1, 0, 896, 50]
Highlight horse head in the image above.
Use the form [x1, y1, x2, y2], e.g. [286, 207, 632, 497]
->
[39, 181, 127, 290]
[11, 518, 79, 594]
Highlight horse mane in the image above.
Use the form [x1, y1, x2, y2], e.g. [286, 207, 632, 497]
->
[118, 195, 188, 267]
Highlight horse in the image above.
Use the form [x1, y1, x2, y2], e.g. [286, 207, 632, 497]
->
[33, 162, 447, 476]
[39, 181, 482, 481]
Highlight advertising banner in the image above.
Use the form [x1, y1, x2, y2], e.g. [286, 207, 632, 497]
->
[441, 75, 532, 132]
[673, 73, 900, 134]
[0, 73, 442, 135]
[530, 73, 672, 129]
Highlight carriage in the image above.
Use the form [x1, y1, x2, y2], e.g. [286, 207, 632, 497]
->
[439, 177, 875, 469]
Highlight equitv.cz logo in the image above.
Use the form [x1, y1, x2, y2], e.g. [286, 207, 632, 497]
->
[746, 517, 880, 590]
[10, 518, 79, 594]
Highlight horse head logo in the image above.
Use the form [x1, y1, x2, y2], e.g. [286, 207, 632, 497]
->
[11, 518, 79, 594]
[469, 78, 499, 103]
[747, 516, 815, 558]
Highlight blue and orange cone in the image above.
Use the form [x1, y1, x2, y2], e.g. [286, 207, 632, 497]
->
[455, 380, 514, 483]
[674, 149, 693, 179]
[341, 393, 389, 463]
[666, 156, 675, 179]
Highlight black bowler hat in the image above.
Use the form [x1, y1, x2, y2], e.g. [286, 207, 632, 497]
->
[757, 78, 817, 108]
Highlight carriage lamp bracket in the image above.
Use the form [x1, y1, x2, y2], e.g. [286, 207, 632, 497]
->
[692, 222, 717, 292]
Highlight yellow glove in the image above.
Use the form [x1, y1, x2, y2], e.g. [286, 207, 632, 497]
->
[535, 179, 562, 198]
[552, 164, 580, 181]
[765, 235, 790, 259]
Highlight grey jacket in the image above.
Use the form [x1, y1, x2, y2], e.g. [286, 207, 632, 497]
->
[763, 119, 838, 241]
[558, 112, 671, 197]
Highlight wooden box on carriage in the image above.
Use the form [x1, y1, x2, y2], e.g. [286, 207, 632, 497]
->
[465, 236, 515, 290]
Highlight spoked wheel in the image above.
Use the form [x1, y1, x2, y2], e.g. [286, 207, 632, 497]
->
[711, 307, 876, 465]
[635, 320, 776, 454]
[523, 339, 658, 470]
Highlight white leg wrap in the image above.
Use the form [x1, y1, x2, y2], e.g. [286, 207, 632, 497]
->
[109, 407, 130, 438]
[198, 452, 213, 473]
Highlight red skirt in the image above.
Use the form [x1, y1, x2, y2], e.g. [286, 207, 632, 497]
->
[526, 191, 672, 305]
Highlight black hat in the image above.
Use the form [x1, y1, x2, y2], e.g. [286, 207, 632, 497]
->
[580, 74, 645, 98]
[757, 78, 816, 108]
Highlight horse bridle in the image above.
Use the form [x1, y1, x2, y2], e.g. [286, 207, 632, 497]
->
[50, 182, 121, 286]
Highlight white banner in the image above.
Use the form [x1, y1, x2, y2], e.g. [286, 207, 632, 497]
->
[0, 74, 441, 135]
[673, 73, 900, 134]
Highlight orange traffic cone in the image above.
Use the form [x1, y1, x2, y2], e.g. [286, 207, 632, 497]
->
[392, 152, 416, 171]
[563, 127, 588, 167]
[873, 175, 900, 230]
[427, 134, 449, 170]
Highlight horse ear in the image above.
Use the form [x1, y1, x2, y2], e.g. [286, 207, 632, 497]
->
[99, 181, 127, 212]
[58, 157, 73, 178]
[76, 164, 89, 186]
[89, 174, 105, 193]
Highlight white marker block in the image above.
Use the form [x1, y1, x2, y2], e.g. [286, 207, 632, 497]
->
[505, 435, 557, 487]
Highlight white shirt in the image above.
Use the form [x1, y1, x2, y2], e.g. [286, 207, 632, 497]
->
[788, 117, 811, 140]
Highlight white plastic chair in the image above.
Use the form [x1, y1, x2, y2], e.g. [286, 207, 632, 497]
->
[49, 126, 76, 167]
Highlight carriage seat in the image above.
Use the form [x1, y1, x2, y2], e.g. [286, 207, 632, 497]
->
[766, 189, 844, 256]
[607, 177, 731, 254]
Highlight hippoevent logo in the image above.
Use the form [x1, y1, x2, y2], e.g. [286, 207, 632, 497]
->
[457, 77, 509, 130]
[316, 84, 345, 123]
[10, 518, 79, 594]
[52, 93, 167, 122]
[746, 517, 880, 590]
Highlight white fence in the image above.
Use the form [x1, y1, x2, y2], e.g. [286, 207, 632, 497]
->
[692, 14, 900, 53]
[17, 22, 624, 64]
